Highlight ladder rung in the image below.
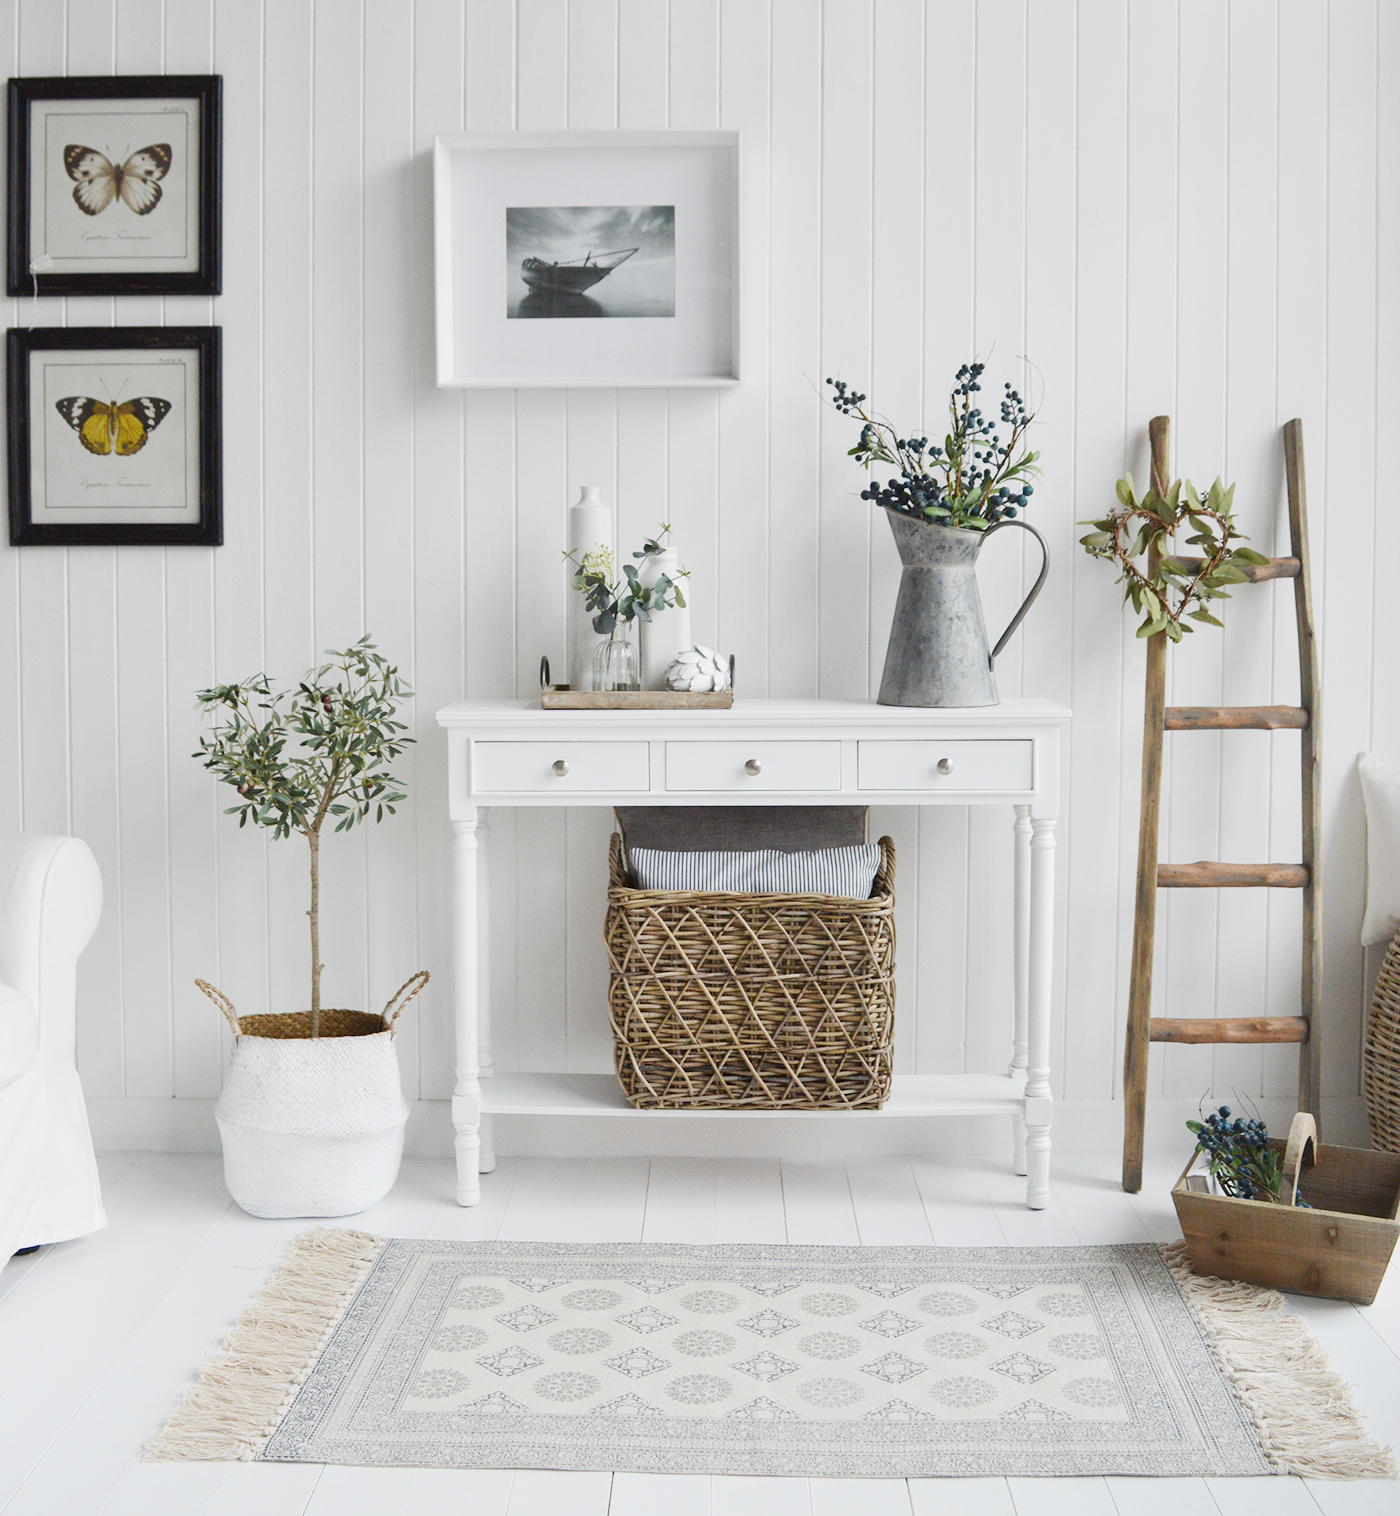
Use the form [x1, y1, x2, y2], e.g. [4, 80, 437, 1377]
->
[1165, 705, 1308, 731]
[1163, 554, 1300, 581]
[1157, 861, 1309, 888]
[1150, 1016, 1309, 1045]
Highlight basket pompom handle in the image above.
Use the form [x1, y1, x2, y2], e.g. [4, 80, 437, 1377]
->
[382, 970, 430, 1036]
[1281, 1111, 1317, 1206]
[196, 979, 241, 1036]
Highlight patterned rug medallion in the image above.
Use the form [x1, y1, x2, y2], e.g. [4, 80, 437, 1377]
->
[147, 1229, 1392, 1478]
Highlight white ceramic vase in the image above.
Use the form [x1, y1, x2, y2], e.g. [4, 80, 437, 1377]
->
[567, 485, 613, 691]
[638, 547, 691, 689]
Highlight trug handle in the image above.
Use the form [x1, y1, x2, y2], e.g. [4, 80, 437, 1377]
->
[1280, 1110, 1317, 1207]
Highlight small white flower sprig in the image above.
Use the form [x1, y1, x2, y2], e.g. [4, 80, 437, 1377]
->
[826, 362, 1040, 532]
[1079, 475, 1270, 641]
[563, 524, 688, 638]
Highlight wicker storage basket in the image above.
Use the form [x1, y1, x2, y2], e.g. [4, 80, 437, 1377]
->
[605, 833, 895, 1110]
[1364, 927, 1400, 1151]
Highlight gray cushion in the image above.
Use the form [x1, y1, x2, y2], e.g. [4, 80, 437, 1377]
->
[629, 843, 883, 899]
[614, 806, 866, 854]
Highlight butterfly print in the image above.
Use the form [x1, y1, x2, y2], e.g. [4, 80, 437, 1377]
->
[55, 396, 172, 456]
[63, 144, 171, 216]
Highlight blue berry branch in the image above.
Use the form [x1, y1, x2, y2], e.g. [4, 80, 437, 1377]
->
[1186, 1105, 1307, 1205]
[825, 363, 1040, 532]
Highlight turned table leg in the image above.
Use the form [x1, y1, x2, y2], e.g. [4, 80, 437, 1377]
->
[452, 807, 483, 1205]
[1010, 804, 1032, 1177]
[1024, 814, 1056, 1209]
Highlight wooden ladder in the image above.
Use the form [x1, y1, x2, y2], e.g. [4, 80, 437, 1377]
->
[1121, 415, 1321, 1194]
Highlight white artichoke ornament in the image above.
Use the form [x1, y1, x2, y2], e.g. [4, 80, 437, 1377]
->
[665, 645, 729, 693]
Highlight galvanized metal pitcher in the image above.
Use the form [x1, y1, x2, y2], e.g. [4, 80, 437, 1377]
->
[877, 509, 1050, 708]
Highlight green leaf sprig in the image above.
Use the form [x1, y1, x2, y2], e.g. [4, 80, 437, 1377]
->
[563, 524, 688, 638]
[1079, 475, 1269, 641]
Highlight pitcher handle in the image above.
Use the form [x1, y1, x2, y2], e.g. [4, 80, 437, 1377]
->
[980, 519, 1050, 668]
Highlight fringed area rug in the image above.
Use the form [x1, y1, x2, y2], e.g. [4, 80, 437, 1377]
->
[146, 1229, 1394, 1478]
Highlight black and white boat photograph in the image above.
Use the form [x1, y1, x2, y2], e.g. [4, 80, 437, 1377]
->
[506, 204, 675, 319]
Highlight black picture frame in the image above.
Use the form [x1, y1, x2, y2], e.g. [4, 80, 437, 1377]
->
[7, 75, 221, 297]
[7, 325, 222, 546]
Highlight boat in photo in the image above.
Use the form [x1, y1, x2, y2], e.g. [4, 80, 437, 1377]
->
[520, 246, 638, 295]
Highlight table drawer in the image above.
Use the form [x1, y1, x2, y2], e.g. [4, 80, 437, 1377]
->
[857, 739, 1033, 792]
[472, 741, 650, 794]
[665, 740, 842, 792]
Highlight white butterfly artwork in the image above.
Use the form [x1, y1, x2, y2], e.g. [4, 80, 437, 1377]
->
[62, 143, 171, 216]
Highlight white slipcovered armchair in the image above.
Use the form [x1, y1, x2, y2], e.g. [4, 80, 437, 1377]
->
[0, 835, 105, 1262]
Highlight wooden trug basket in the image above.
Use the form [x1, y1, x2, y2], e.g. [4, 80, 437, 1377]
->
[1171, 1112, 1400, 1304]
[1363, 926, 1400, 1151]
[605, 833, 895, 1110]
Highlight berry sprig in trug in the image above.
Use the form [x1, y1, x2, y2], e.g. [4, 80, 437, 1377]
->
[1185, 1104, 1307, 1205]
[825, 362, 1040, 532]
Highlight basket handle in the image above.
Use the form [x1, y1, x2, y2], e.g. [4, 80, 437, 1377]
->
[1280, 1111, 1317, 1206]
[382, 970, 430, 1036]
[195, 978, 241, 1036]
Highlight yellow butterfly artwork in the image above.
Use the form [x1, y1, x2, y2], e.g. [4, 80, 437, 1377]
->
[63, 143, 171, 216]
[54, 395, 172, 456]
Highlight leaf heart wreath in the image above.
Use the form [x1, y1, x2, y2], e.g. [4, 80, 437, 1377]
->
[1079, 475, 1270, 641]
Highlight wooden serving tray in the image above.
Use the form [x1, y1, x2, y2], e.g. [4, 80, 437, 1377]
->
[541, 689, 733, 710]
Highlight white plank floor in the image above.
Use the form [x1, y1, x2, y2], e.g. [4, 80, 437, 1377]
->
[1, 1149, 1396, 1515]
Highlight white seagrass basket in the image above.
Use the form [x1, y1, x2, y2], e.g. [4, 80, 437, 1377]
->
[198, 974, 426, 1219]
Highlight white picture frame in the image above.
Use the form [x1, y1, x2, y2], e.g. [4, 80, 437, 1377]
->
[433, 131, 740, 389]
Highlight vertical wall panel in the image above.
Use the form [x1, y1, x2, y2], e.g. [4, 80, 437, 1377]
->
[0, 0, 23, 840]
[1265, 0, 1327, 1105]
[113, 0, 174, 1101]
[765, 0, 821, 698]
[1212, 0, 1280, 1103]
[1321, 1, 1379, 1111]
[1159, 0, 1229, 1102]
[1022, 0, 1077, 1090]
[0, 0, 1384, 1143]
[309, 3, 369, 1019]
[412, 0, 468, 1098]
[362, 0, 422, 1087]
[716, 0, 770, 685]
[817, 0, 873, 704]
[1066, 0, 1130, 1106]
[916, 0, 978, 1078]
[259, 0, 317, 1026]
[152, 0, 221, 1098]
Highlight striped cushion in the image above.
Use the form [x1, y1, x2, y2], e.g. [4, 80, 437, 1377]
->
[628, 844, 882, 899]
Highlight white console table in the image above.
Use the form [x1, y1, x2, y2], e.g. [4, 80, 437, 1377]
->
[436, 697, 1070, 1209]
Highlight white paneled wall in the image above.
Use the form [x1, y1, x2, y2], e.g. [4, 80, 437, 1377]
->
[0, 0, 1393, 1146]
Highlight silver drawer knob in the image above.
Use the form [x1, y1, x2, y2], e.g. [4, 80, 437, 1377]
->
[552, 759, 570, 777]
[744, 758, 763, 776]
[936, 758, 954, 775]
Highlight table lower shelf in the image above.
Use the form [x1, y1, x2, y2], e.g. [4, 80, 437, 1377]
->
[477, 1071, 1028, 1118]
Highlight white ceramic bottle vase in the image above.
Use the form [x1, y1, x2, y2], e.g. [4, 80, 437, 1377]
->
[567, 485, 614, 691]
[638, 547, 692, 690]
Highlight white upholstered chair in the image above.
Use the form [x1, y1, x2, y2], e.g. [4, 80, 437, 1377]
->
[0, 835, 105, 1262]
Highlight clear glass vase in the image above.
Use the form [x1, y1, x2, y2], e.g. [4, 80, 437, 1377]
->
[592, 632, 639, 692]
